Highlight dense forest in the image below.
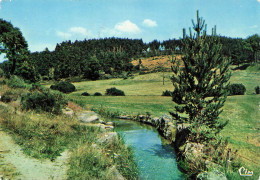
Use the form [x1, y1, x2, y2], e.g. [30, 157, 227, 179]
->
[0, 18, 259, 82]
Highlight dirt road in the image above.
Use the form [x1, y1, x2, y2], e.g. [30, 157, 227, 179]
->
[0, 129, 69, 180]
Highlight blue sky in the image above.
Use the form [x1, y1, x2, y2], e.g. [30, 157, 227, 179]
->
[0, 0, 259, 53]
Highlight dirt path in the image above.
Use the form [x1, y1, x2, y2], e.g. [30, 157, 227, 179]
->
[0, 129, 69, 180]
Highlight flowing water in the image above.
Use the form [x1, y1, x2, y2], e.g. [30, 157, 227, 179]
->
[112, 119, 184, 180]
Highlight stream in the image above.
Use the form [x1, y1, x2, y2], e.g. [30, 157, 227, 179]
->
[112, 119, 184, 180]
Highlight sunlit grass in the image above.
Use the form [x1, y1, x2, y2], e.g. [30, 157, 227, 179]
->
[69, 72, 174, 96]
[66, 64, 260, 177]
[220, 95, 260, 175]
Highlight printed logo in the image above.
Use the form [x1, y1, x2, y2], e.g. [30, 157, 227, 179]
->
[239, 167, 253, 176]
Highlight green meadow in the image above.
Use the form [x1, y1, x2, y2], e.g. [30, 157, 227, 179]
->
[67, 64, 260, 175]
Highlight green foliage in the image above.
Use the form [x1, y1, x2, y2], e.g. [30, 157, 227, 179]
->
[83, 56, 101, 80]
[68, 144, 112, 179]
[255, 86, 260, 94]
[94, 92, 102, 96]
[67, 135, 138, 180]
[14, 60, 40, 83]
[0, 106, 99, 160]
[6, 75, 28, 89]
[81, 92, 90, 96]
[244, 34, 260, 63]
[227, 83, 246, 95]
[1, 90, 19, 103]
[0, 68, 4, 77]
[162, 90, 172, 96]
[50, 81, 76, 93]
[0, 18, 38, 80]
[93, 106, 121, 118]
[21, 89, 67, 114]
[104, 135, 139, 179]
[0, 79, 7, 85]
[105, 87, 125, 96]
[171, 11, 231, 142]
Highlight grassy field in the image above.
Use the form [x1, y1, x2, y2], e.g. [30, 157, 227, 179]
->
[67, 63, 260, 177]
[70, 72, 173, 96]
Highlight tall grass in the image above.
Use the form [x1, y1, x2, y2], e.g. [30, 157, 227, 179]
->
[0, 106, 96, 160]
[68, 135, 138, 179]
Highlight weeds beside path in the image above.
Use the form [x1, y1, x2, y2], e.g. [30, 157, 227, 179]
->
[0, 130, 69, 180]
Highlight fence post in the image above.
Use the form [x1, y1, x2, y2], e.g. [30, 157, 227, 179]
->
[226, 148, 231, 172]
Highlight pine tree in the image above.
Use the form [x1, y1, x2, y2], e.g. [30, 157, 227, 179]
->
[171, 11, 231, 143]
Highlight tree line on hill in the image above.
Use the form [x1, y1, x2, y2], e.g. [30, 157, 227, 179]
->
[0, 18, 259, 82]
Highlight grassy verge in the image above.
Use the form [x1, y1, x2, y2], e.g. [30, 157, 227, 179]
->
[220, 95, 260, 178]
[68, 135, 138, 179]
[0, 106, 97, 160]
[0, 77, 138, 179]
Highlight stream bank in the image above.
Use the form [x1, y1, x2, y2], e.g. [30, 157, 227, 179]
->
[116, 114, 228, 179]
[112, 118, 183, 179]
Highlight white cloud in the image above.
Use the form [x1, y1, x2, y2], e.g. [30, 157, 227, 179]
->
[258, 0, 260, 3]
[250, 25, 258, 29]
[56, 27, 92, 39]
[56, 31, 72, 39]
[114, 20, 141, 34]
[69, 27, 91, 37]
[142, 19, 157, 27]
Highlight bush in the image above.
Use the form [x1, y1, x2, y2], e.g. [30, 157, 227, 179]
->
[21, 89, 67, 113]
[255, 86, 260, 94]
[50, 81, 76, 93]
[1, 91, 19, 103]
[30, 83, 44, 91]
[102, 74, 113, 80]
[94, 92, 102, 96]
[0, 79, 7, 85]
[139, 71, 149, 75]
[162, 90, 172, 96]
[227, 83, 246, 95]
[7, 75, 28, 89]
[105, 87, 125, 96]
[81, 92, 90, 96]
[0, 68, 4, 77]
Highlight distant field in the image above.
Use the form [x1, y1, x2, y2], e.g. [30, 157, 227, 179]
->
[67, 63, 260, 175]
[71, 72, 174, 96]
[131, 55, 182, 70]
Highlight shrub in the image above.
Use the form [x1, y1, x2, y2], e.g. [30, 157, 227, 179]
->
[103, 74, 113, 80]
[50, 81, 76, 93]
[105, 87, 125, 96]
[0, 79, 7, 85]
[94, 92, 102, 96]
[162, 90, 172, 96]
[227, 83, 246, 95]
[21, 89, 67, 113]
[7, 75, 28, 88]
[30, 83, 44, 91]
[0, 68, 4, 77]
[1, 91, 19, 103]
[81, 92, 90, 96]
[139, 71, 148, 75]
[255, 86, 260, 94]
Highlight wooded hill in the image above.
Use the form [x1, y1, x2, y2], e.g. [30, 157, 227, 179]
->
[1, 17, 259, 82]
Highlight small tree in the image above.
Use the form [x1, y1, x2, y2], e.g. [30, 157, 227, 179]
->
[244, 34, 260, 64]
[171, 11, 231, 142]
[83, 56, 101, 80]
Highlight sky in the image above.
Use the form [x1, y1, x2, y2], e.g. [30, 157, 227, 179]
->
[0, 0, 259, 54]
